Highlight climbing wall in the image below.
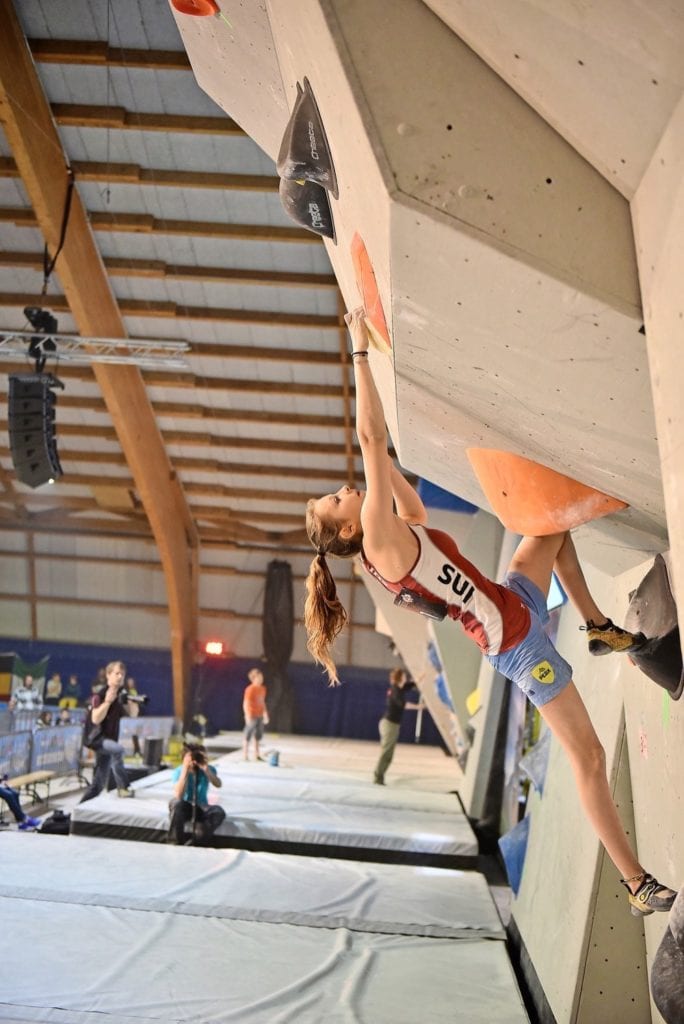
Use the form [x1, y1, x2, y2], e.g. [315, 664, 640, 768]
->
[171, 3, 684, 1019]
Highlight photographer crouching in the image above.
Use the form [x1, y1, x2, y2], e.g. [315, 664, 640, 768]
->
[80, 660, 143, 802]
[167, 742, 226, 845]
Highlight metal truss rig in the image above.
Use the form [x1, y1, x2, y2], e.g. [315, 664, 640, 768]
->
[0, 331, 191, 370]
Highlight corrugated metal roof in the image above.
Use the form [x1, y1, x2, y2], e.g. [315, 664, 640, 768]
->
[0, 0, 381, 664]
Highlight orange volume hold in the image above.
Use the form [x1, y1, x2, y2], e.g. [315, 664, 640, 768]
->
[466, 448, 627, 535]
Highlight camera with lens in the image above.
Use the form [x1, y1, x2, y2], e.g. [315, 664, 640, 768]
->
[119, 688, 149, 706]
[183, 742, 207, 768]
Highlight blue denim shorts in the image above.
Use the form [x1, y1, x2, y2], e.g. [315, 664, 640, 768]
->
[487, 572, 573, 708]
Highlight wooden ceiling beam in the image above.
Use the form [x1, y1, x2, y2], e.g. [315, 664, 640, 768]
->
[0, 250, 337, 289]
[0, 206, 318, 244]
[7, 446, 358, 481]
[0, 508, 313, 549]
[16, 394, 348, 428]
[186, 482, 317, 504]
[105, 260, 337, 290]
[0, 498, 304, 542]
[0, 421, 361, 455]
[29, 38, 192, 70]
[28, 469, 314, 506]
[191, 505, 302, 526]
[0, 155, 279, 193]
[52, 102, 245, 136]
[0, 444, 358, 483]
[0, 494, 109, 514]
[121, 401, 348, 427]
[120, 300, 336, 329]
[28, 38, 191, 70]
[0, 5, 197, 719]
[0, 290, 337, 329]
[0, 366, 346, 400]
[0, 510, 153, 537]
[0, 484, 306, 526]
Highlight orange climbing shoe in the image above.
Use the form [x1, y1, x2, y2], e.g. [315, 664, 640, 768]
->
[582, 619, 645, 656]
[622, 873, 677, 916]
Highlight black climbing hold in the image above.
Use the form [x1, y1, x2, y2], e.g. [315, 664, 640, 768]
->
[277, 78, 338, 199]
[651, 886, 684, 1023]
[278, 177, 336, 243]
[624, 553, 683, 700]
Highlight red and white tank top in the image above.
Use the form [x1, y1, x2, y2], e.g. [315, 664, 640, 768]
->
[361, 524, 530, 656]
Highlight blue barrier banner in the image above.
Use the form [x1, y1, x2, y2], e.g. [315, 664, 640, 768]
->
[0, 731, 31, 778]
[39, 707, 86, 728]
[30, 726, 83, 774]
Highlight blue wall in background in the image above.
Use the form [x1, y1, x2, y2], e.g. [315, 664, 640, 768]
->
[0, 636, 445, 748]
[0, 636, 174, 714]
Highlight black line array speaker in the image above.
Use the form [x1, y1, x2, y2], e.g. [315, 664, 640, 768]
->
[8, 373, 63, 488]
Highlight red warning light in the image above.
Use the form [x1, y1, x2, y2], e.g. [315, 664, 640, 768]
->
[204, 640, 224, 657]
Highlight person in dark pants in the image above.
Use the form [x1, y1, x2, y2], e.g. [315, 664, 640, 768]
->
[0, 777, 41, 830]
[167, 742, 225, 845]
[80, 660, 138, 802]
[373, 669, 422, 785]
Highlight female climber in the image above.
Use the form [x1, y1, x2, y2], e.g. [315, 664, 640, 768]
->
[304, 307, 676, 918]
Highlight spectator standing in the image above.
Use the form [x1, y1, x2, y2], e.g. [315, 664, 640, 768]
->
[242, 668, 269, 761]
[373, 669, 422, 785]
[80, 661, 138, 802]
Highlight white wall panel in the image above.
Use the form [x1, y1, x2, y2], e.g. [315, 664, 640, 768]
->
[36, 602, 171, 649]
[0, 532, 28, 553]
[0, 598, 31, 638]
[0, 556, 29, 594]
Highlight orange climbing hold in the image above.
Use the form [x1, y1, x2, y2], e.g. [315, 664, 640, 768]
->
[171, 0, 218, 15]
[466, 448, 627, 535]
[350, 233, 391, 352]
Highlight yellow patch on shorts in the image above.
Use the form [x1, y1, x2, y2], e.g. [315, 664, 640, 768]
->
[531, 661, 555, 685]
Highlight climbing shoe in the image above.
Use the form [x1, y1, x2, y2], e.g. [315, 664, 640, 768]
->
[582, 619, 646, 656]
[622, 873, 677, 916]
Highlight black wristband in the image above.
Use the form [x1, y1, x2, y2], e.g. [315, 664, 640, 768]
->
[351, 350, 369, 359]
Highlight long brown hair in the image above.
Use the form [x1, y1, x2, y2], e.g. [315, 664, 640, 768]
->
[304, 497, 363, 685]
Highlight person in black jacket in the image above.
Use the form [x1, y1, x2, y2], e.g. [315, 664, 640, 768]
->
[373, 668, 422, 785]
[80, 660, 139, 802]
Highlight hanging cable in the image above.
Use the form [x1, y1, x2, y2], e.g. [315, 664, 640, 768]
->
[42, 166, 75, 295]
[103, 0, 112, 205]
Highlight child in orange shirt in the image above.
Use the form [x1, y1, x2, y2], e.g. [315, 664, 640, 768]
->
[242, 668, 269, 761]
